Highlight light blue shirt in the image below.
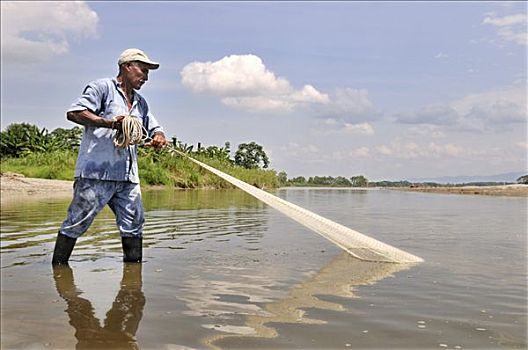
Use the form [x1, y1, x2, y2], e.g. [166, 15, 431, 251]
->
[68, 78, 164, 183]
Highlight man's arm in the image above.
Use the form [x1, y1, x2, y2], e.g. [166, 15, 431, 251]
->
[67, 80, 124, 129]
[67, 110, 124, 130]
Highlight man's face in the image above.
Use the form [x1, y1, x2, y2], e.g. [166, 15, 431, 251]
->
[124, 61, 150, 90]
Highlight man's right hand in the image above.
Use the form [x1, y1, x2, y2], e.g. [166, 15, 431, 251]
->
[112, 115, 126, 130]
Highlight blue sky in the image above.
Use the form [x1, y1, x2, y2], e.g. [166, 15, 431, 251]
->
[1, 1, 526, 180]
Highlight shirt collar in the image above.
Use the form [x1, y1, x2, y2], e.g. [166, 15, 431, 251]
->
[113, 77, 139, 106]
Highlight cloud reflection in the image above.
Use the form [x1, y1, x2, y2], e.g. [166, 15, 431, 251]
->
[178, 252, 413, 348]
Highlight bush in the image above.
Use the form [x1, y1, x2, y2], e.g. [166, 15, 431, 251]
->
[0, 123, 82, 158]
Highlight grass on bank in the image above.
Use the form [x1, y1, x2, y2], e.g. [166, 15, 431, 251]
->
[0, 149, 279, 189]
[0, 150, 77, 180]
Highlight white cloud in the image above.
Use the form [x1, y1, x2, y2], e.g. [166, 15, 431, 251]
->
[181, 54, 290, 95]
[311, 119, 376, 137]
[494, 2, 518, 10]
[291, 85, 330, 104]
[279, 142, 324, 163]
[221, 96, 296, 113]
[483, 13, 526, 27]
[394, 84, 527, 132]
[1, 1, 99, 64]
[375, 145, 393, 156]
[435, 52, 449, 59]
[181, 54, 380, 119]
[314, 119, 375, 135]
[343, 122, 375, 135]
[482, 13, 527, 46]
[181, 54, 329, 113]
[374, 140, 525, 164]
[407, 125, 446, 138]
[428, 142, 466, 157]
[330, 147, 370, 161]
[349, 147, 370, 158]
[395, 104, 459, 125]
[292, 140, 474, 163]
[374, 141, 471, 160]
[309, 88, 380, 137]
[323, 118, 339, 126]
[451, 85, 527, 130]
[515, 141, 528, 150]
[280, 142, 373, 164]
[319, 88, 379, 122]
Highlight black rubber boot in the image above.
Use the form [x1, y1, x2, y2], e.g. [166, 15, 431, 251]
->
[122, 236, 143, 263]
[52, 233, 77, 265]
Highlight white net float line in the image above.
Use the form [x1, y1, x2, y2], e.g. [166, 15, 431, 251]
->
[174, 150, 423, 264]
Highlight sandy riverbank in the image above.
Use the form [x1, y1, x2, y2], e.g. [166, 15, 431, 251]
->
[1, 172, 73, 204]
[391, 184, 528, 197]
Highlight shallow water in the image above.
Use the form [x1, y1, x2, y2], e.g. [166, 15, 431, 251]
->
[1, 188, 526, 349]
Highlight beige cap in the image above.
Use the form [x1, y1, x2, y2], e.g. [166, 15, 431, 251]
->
[118, 48, 159, 69]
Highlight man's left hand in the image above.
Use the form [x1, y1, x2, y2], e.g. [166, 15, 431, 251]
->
[146, 132, 167, 149]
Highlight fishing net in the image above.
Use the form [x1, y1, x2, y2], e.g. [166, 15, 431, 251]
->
[177, 151, 423, 264]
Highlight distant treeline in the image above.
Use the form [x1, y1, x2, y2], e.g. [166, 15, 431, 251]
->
[282, 175, 526, 188]
[282, 175, 369, 187]
[372, 181, 520, 187]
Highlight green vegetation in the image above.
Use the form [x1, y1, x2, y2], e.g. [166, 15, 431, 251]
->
[0, 123, 82, 157]
[234, 142, 270, 169]
[368, 180, 412, 187]
[285, 175, 370, 187]
[0, 123, 279, 189]
[137, 146, 279, 189]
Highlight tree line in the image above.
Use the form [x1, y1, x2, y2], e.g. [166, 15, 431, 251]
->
[279, 174, 527, 188]
[280, 174, 369, 187]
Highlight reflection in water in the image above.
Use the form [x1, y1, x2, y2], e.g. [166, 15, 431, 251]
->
[52, 264, 145, 349]
[143, 189, 265, 211]
[0, 188, 268, 256]
[1, 198, 268, 264]
[148, 208, 268, 250]
[191, 252, 412, 348]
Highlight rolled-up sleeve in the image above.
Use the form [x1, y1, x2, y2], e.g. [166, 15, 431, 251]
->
[67, 80, 105, 115]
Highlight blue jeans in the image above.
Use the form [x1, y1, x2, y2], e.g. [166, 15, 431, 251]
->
[59, 178, 145, 239]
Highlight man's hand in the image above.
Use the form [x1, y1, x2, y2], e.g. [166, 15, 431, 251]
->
[112, 115, 126, 131]
[145, 132, 167, 149]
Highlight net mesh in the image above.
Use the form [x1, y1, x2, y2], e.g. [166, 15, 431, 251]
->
[178, 152, 423, 264]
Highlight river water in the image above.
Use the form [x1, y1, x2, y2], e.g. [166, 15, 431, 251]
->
[1, 188, 526, 349]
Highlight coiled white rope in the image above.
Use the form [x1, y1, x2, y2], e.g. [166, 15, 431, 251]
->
[113, 115, 147, 148]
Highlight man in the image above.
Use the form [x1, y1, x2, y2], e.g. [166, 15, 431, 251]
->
[52, 48, 167, 265]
